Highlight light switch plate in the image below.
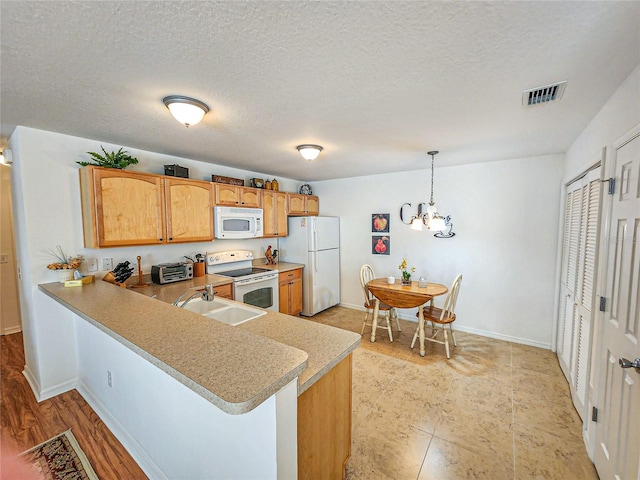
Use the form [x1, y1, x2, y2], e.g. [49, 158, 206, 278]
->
[87, 258, 98, 272]
[102, 258, 113, 271]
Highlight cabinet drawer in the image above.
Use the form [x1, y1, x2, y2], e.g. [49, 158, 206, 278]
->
[279, 268, 302, 283]
[213, 283, 233, 299]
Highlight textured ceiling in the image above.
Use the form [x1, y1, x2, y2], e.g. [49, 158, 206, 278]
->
[1, 1, 639, 180]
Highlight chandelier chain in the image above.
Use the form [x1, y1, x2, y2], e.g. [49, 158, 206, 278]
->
[429, 152, 435, 206]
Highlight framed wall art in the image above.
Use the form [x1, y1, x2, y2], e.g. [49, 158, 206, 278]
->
[372, 213, 390, 233]
[372, 235, 390, 255]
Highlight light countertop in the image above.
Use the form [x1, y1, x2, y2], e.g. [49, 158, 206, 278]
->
[130, 273, 233, 303]
[252, 260, 305, 273]
[39, 278, 359, 415]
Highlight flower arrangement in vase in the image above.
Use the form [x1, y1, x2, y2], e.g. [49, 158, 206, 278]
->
[45, 246, 83, 283]
[398, 258, 415, 285]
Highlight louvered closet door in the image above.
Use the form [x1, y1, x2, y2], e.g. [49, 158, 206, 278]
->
[557, 167, 602, 421]
[558, 178, 584, 376]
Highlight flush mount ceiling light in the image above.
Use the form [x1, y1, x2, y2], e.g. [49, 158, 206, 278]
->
[162, 95, 209, 127]
[297, 144, 323, 161]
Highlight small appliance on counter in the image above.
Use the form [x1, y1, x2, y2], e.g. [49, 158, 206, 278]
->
[151, 262, 194, 284]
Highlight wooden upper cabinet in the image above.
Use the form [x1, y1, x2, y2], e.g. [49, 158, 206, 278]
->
[263, 190, 288, 237]
[214, 184, 262, 208]
[164, 178, 214, 243]
[240, 187, 262, 208]
[287, 194, 319, 216]
[80, 166, 214, 248]
[81, 167, 165, 247]
[305, 196, 319, 216]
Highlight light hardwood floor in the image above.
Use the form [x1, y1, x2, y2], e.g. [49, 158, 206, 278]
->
[2, 306, 600, 479]
[0, 332, 147, 479]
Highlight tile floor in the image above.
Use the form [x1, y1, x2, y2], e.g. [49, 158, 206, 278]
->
[308, 306, 600, 480]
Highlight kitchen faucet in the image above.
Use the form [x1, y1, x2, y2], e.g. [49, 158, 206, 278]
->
[172, 284, 215, 309]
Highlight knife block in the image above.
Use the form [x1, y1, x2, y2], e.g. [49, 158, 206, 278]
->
[102, 271, 127, 288]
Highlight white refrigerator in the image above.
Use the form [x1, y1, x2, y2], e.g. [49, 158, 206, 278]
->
[280, 216, 340, 316]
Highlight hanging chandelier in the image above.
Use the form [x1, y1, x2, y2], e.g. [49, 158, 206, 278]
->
[408, 151, 446, 231]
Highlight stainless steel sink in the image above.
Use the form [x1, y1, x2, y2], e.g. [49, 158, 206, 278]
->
[182, 297, 267, 326]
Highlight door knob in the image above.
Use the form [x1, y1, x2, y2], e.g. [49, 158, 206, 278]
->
[618, 357, 640, 369]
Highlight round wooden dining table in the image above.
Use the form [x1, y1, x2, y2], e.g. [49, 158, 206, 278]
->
[367, 278, 448, 356]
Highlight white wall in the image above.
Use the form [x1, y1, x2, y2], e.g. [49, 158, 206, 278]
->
[8, 126, 300, 398]
[565, 64, 640, 181]
[313, 154, 565, 347]
[75, 315, 288, 479]
[1, 164, 22, 335]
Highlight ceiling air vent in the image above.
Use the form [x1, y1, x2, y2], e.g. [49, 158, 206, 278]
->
[522, 81, 567, 107]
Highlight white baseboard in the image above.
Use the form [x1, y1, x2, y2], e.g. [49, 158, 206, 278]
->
[337, 302, 552, 350]
[22, 366, 76, 402]
[77, 380, 168, 480]
[22, 365, 42, 401]
[453, 324, 552, 350]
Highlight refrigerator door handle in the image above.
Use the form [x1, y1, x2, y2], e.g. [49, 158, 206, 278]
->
[314, 251, 318, 274]
[313, 227, 318, 254]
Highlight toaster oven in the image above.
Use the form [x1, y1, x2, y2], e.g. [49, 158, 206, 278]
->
[151, 263, 194, 284]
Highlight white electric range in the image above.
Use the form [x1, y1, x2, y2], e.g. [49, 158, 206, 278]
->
[206, 250, 279, 312]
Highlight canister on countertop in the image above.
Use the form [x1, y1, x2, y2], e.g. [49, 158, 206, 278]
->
[193, 262, 205, 277]
[272, 178, 279, 191]
[265, 179, 272, 190]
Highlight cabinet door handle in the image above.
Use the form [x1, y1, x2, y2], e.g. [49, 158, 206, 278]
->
[169, 237, 173, 241]
[159, 238, 163, 242]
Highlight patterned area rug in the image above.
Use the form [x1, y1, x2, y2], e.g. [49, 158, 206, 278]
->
[21, 429, 99, 480]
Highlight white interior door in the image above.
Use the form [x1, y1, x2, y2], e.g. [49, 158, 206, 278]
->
[594, 129, 640, 480]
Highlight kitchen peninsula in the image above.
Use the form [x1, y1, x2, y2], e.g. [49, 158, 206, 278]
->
[38, 279, 359, 479]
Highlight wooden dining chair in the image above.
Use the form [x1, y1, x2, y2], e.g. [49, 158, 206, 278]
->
[359, 264, 400, 342]
[411, 274, 462, 358]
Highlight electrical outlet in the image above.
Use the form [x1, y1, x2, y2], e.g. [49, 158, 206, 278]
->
[107, 370, 112, 388]
[87, 258, 98, 272]
[102, 257, 113, 271]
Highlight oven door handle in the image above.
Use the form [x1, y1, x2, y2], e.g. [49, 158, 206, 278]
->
[235, 275, 277, 286]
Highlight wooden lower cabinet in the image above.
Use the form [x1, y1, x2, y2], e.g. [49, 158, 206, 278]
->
[279, 268, 302, 315]
[213, 283, 233, 299]
[298, 354, 352, 480]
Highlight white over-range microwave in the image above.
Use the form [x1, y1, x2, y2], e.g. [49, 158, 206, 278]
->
[214, 206, 264, 239]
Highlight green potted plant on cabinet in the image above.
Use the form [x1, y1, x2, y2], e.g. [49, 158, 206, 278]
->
[77, 146, 139, 169]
